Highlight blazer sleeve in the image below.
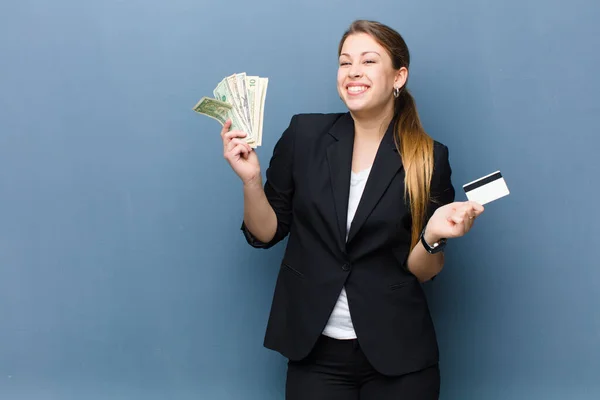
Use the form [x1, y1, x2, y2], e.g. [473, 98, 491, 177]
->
[240, 115, 297, 249]
[425, 143, 456, 223]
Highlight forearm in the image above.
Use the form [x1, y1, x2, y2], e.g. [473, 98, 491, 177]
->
[406, 230, 445, 282]
[243, 178, 278, 243]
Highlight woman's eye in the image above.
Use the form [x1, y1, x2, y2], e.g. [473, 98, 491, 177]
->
[364, 60, 376, 64]
[340, 62, 351, 66]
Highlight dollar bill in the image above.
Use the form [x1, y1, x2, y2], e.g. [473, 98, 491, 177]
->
[225, 74, 251, 131]
[192, 96, 251, 143]
[192, 97, 232, 125]
[193, 72, 268, 148]
[257, 77, 268, 146]
[235, 72, 252, 133]
[213, 78, 252, 136]
[213, 78, 230, 104]
[246, 76, 257, 126]
[246, 75, 260, 143]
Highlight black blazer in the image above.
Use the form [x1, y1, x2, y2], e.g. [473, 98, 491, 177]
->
[241, 112, 455, 376]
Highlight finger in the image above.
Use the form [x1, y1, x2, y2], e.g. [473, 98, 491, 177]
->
[220, 119, 232, 137]
[223, 130, 248, 153]
[458, 203, 474, 214]
[467, 206, 484, 220]
[467, 201, 485, 213]
[227, 138, 252, 153]
[228, 143, 249, 159]
[222, 130, 247, 150]
[454, 208, 470, 221]
[458, 203, 483, 220]
[224, 130, 248, 142]
[465, 211, 479, 229]
[225, 144, 248, 161]
[448, 215, 464, 225]
[448, 202, 461, 213]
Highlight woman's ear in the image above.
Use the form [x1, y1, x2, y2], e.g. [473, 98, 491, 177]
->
[394, 67, 408, 89]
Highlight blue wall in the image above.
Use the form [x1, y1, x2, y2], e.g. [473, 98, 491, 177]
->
[1, 0, 598, 399]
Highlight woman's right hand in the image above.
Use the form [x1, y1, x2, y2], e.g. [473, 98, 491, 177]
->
[221, 119, 261, 185]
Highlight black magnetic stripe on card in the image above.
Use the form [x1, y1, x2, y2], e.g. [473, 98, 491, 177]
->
[463, 172, 503, 192]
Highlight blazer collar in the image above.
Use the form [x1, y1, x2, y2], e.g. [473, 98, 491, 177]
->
[327, 112, 398, 151]
[326, 113, 403, 250]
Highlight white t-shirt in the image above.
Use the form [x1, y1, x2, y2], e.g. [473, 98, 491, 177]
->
[322, 166, 371, 339]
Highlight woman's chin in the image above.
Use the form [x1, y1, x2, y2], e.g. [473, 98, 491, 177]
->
[346, 102, 377, 116]
[344, 99, 370, 113]
[344, 98, 393, 118]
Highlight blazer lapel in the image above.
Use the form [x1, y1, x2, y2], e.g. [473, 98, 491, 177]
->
[346, 119, 403, 244]
[326, 113, 355, 252]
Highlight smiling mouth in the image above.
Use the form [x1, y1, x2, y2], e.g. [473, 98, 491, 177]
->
[347, 85, 369, 95]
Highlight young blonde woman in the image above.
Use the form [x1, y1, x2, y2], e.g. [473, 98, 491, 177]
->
[219, 19, 484, 400]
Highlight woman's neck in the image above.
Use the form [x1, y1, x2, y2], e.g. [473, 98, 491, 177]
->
[351, 103, 395, 140]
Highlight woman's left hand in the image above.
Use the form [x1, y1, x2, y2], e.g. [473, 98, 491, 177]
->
[424, 201, 485, 242]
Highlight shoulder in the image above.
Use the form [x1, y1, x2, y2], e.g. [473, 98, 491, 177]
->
[428, 139, 456, 208]
[270, 113, 345, 158]
[432, 139, 451, 165]
[430, 139, 454, 194]
[287, 112, 346, 137]
[291, 112, 346, 126]
[432, 139, 449, 153]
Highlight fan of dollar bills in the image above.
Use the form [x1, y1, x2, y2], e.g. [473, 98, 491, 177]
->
[193, 73, 268, 148]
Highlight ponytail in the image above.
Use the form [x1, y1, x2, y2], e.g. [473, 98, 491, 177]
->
[394, 88, 434, 249]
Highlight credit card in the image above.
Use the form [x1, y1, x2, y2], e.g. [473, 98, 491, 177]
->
[463, 171, 510, 205]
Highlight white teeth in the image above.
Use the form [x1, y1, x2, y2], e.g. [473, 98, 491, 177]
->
[348, 86, 367, 94]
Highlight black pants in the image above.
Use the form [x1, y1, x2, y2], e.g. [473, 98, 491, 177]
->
[285, 335, 440, 400]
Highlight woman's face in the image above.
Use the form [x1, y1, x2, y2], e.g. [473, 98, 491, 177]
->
[337, 33, 406, 118]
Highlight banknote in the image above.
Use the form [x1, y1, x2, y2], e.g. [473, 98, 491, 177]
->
[226, 74, 250, 130]
[194, 72, 268, 148]
[213, 78, 251, 135]
[192, 96, 248, 137]
[246, 76, 259, 129]
[235, 72, 252, 129]
[257, 77, 268, 146]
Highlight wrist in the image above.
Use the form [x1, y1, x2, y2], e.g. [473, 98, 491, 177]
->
[243, 174, 263, 190]
[420, 225, 447, 254]
[423, 226, 443, 245]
